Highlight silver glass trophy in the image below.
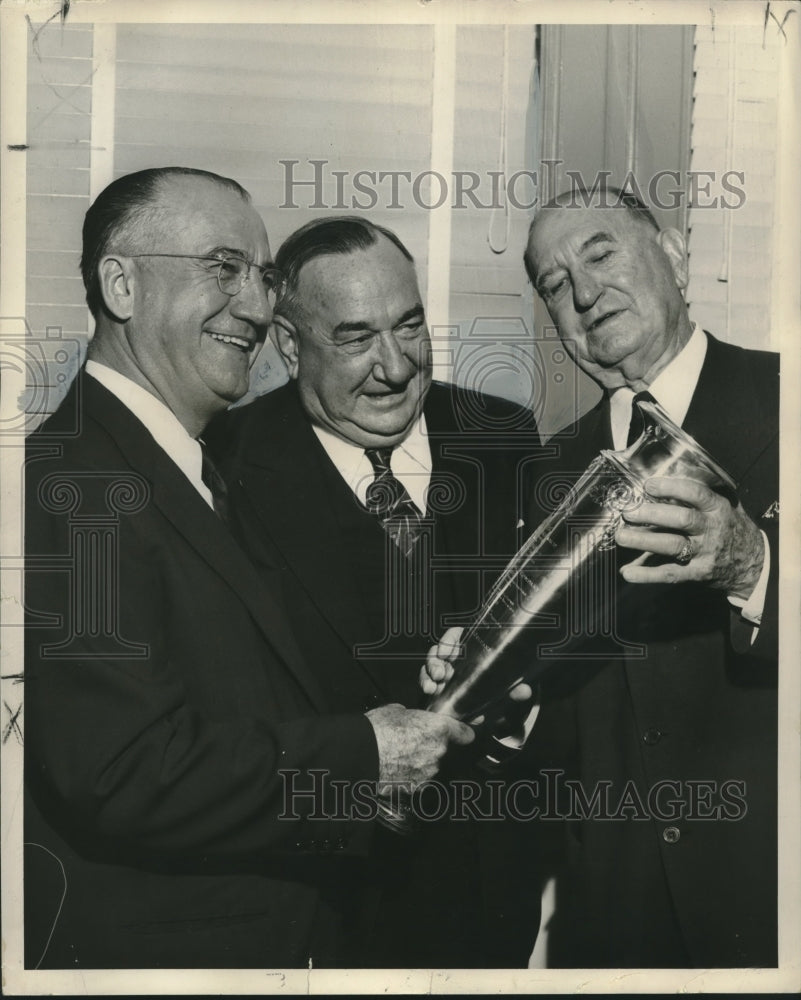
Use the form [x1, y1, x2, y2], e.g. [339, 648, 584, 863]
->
[376, 396, 737, 833]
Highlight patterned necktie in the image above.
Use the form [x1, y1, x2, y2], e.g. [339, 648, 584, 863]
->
[364, 447, 424, 557]
[626, 390, 657, 448]
[198, 440, 230, 525]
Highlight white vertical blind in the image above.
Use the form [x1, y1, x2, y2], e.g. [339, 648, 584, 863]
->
[449, 24, 539, 408]
[113, 24, 435, 251]
[23, 21, 540, 414]
[112, 23, 442, 399]
[25, 23, 93, 416]
[426, 22, 457, 383]
[686, 24, 780, 351]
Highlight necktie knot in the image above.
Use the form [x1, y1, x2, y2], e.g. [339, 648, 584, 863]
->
[626, 390, 657, 448]
[364, 446, 395, 479]
[364, 447, 408, 517]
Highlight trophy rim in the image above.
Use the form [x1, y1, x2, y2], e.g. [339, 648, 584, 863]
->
[610, 397, 738, 494]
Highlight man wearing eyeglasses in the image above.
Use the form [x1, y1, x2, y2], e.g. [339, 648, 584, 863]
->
[24, 168, 474, 969]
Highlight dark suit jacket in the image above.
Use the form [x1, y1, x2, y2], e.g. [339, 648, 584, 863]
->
[212, 381, 549, 707]
[209, 380, 551, 966]
[527, 333, 779, 967]
[24, 374, 381, 969]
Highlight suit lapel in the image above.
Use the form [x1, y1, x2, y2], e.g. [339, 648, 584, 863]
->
[581, 398, 613, 453]
[422, 385, 478, 610]
[82, 376, 329, 710]
[236, 388, 378, 656]
[682, 332, 775, 488]
[554, 395, 611, 467]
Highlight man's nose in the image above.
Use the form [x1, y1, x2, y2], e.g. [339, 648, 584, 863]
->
[229, 267, 272, 329]
[572, 269, 602, 311]
[372, 333, 414, 385]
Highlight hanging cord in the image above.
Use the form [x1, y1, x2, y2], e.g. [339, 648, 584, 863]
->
[488, 25, 511, 255]
[718, 30, 736, 288]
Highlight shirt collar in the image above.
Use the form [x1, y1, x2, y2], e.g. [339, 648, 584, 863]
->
[84, 360, 213, 507]
[609, 323, 707, 450]
[312, 413, 432, 514]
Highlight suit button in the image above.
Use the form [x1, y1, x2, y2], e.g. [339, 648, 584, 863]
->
[335, 837, 347, 851]
[643, 728, 662, 745]
[663, 826, 681, 844]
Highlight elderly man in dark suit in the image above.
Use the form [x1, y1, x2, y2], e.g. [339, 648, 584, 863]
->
[520, 186, 779, 967]
[210, 216, 547, 966]
[23, 168, 475, 970]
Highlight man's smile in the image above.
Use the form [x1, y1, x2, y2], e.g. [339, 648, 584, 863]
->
[207, 331, 257, 352]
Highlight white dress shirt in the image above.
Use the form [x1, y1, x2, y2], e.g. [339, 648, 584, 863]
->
[312, 415, 432, 514]
[85, 360, 215, 510]
[608, 325, 769, 628]
[609, 322, 709, 451]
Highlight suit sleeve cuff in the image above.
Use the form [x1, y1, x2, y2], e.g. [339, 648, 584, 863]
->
[275, 713, 380, 855]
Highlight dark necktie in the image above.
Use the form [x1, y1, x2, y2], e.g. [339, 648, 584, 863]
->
[626, 390, 657, 448]
[364, 447, 424, 557]
[198, 440, 230, 525]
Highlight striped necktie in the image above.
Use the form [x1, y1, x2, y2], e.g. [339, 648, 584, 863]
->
[364, 447, 424, 557]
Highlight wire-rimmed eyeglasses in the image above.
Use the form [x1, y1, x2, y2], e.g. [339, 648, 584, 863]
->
[126, 253, 286, 302]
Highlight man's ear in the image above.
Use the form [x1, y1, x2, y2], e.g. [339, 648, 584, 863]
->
[272, 316, 300, 380]
[657, 228, 689, 290]
[98, 255, 135, 322]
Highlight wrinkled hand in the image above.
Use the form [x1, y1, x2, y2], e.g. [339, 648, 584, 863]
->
[616, 476, 764, 600]
[419, 626, 533, 724]
[365, 702, 474, 787]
